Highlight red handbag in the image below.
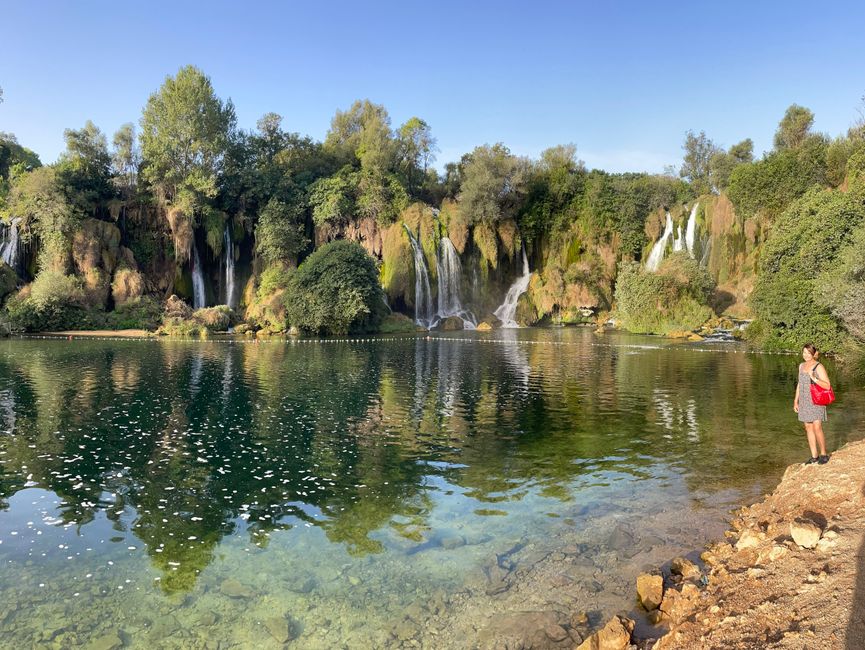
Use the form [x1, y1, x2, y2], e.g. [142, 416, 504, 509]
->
[810, 363, 835, 406]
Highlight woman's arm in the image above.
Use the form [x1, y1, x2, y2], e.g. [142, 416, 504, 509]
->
[811, 364, 831, 390]
[794, 370, 800, 412]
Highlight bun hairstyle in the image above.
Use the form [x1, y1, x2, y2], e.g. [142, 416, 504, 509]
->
[803, 342, 820, 359]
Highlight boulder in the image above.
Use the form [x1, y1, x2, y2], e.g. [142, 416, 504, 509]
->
[220, 578, 255, 599]
[439, 316, 464, 331]
[790, 517, 822, 549]
[264, 616, 291, 643]
[476, 321, 493, 331]
[164, 294, 193, 320]
[575, 615, 634, 650]
[660, 583, 700, 624]
[636, 573, 663, 611]
[735, 529, 763, 550]
[670, 557, 701, 580]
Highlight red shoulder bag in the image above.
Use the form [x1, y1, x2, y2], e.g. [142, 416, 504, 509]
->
[810, 363, 835, 406]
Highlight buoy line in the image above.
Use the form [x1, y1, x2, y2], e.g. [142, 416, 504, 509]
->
[10, 332, 796, 356]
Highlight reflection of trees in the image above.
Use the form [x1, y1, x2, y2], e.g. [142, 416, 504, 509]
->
[2, 334, 862, 595]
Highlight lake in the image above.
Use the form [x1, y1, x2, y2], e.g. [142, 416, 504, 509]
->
[1, 329, 862, 648]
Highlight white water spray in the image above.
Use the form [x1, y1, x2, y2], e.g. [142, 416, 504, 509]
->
[494, 247, 532, 328]
[405, 226, 434, 328]
[684, 203, 698, 258]
[0, 218, 21, 271]
[192, 241, 206, 309]
[646, 213, 674, 271]
[223, 225, 236, 308]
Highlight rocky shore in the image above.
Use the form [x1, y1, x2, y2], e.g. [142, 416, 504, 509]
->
[580, 437, 865, 650]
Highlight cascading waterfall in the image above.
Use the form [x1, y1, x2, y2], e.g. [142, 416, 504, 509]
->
[404, 226, 434, 328]
[684, 203, 699, 257]
[223, 225, 235, 308]
[646, 213, 674, 271]
[494, 247, 532, 328]
[436, 236, 477, 329]
[0, 218, 21, 272]
[191, 241, 206, 309]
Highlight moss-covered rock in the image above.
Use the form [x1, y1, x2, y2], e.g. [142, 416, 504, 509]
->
[192, 305, 232, 332]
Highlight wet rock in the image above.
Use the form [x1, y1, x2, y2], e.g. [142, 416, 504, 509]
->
[439, 534, 466, 550]
[607, 525, 634, 552]
[636, 574, 663, 611]
[480, 611, 571, 649]
[288, 576, 316, 593]
[670, 557, 701, 580]
[220, 578, 255, 599]
[85, 632, 123, 650]
[790, 518, 822, 549]
[198, 612, 219, 627]
[575, 614, 634, 650]
[264, 616, 291, 643]
[348, 576, 361, 587]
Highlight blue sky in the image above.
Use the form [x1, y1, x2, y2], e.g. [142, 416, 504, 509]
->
[1, 0, 864, 173]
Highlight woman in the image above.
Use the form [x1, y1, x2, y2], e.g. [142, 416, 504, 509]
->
[794, 343, 832, 464]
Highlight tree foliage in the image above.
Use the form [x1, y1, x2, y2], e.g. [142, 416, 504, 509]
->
[284, 240, 386, 335]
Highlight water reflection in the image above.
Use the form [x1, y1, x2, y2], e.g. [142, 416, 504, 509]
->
[0, 332, 863, 647]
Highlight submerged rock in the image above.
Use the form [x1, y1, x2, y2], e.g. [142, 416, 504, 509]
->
[85, 632, 123, 650]
[220, 578, 255, 599]
[264, 616, 291, 643]
[575, 615, 633, 650]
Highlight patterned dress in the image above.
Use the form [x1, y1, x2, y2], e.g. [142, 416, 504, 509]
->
[798, 363, 827, 423]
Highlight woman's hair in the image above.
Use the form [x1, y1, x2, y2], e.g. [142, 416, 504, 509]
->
[803, 342, 820, 359]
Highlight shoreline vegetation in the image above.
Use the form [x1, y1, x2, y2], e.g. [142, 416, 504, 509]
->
[0, 67, 862, 367]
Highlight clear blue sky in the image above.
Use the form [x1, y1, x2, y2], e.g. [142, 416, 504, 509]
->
[2, 0, 864, 173]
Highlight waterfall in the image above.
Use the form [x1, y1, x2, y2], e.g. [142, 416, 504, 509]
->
[493, 247, 532, 328]
[404, 225, 434, 328]
[684, 203, 699, 257]
[191, 241, 206, 309]
[646, 212, 674, 271]
[436, 237, 477, 329]
[223, 225, 235, 308]
[0, 218, 21, 272]
[672, 224, 685, 253]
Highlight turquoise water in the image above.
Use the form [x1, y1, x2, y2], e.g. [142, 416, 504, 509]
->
[0, 330, 862, 648]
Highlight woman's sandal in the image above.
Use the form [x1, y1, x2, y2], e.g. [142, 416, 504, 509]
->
[818, 455, 830, 464]
[804, 457, 819, 465]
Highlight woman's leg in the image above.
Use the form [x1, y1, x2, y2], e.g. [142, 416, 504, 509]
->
[813, 420, 828, 456]
[805, 422, 818, 458]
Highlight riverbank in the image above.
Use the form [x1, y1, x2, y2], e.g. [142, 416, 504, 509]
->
[41, 329, 153, 338]
[580, 437, 865, 649]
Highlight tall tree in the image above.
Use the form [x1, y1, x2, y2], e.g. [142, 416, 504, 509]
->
[112, 123, 140, 198]
[459, 144, 528, 224]
[139, 65, 236, 262]
[774, 104, 815, 151]
[397, 117, 437, 196]
[680, 130, 719, 195]
[58, 120, 113, 216]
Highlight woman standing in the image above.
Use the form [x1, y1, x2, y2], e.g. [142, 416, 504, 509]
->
[794, 343, 832, 464]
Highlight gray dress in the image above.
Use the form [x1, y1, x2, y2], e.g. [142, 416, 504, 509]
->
[798, 363, 827, 423]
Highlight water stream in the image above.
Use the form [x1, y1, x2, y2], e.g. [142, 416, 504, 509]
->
[493, 247, 532, 328]
[646, 213, 674, 271]
[191, 241, 206, 309]
[223, 225, 235, 309]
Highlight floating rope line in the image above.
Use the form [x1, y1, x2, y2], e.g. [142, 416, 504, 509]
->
[10, 332, 796, 355]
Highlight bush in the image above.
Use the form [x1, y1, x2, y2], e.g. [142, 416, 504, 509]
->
[285, 240, 387, 335]
[749, 187, 865, 351]
[245, 264, 292, 333]
[192, 305, 233, 331]
[0, 263, 16, 303]
[103, 297, 162, 330]
[613, 254, 715, 335]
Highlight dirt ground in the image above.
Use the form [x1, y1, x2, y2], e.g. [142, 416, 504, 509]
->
[654, 438, 865, 650]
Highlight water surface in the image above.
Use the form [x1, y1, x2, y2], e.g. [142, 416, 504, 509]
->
[0, 330, 862, 648]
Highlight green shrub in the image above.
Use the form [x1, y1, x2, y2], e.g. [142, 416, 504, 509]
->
[749, 186, 865, 351]
[285, 240, 386, 335]
[613, 254, 715, 335]
[0, 263, 16, 303]
[104, 297, 162, 330]
[192, 305, 233, 331]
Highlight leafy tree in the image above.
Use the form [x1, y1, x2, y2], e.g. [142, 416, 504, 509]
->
[111, 123, 140, 198]
[680, 130, 719, 195]
[254, 199, 309, 264]
[709, 138, 754, 191]
[284, 240, 386, 335]
[139, 65, 236, 261]
[57, 121, 113, 216]
[749, 186, 864, 351]
[309, 167, 358, 226]
[459, 144, 528, 224]
[774, 104, 815, 151]
[397, 117, 437, 196]
[325, 100, 395, 173]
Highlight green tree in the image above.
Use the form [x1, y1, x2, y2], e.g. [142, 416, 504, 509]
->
[139, 65, 236, 261]
[459, 144, 528, 224]
[397, 117, 437, 196]
[284, 240, 387, 335]
[774, 104, 815, 151]
[254, 199, 309, 264]
[57, 121, 113, 216]
[680, 130, 719, 195]
[325, 99, 395, 173]
[709, 138, 754, 191]
[111, 123, 140, 198]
